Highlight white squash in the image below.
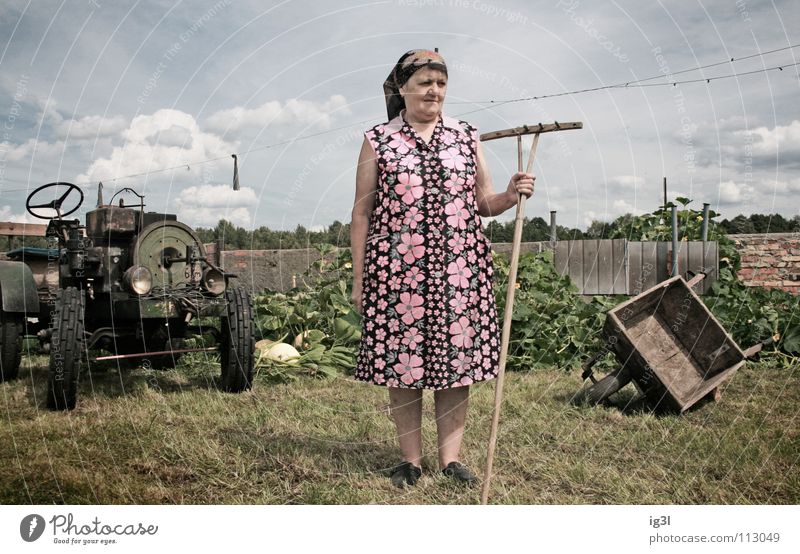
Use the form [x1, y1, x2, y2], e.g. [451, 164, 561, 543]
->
[263, 342, 300, 364]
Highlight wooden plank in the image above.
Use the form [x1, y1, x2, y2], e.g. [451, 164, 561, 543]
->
[703, 241, 718, 294]
[687, 241, 703, 274]
[678, 240, 689, 280]
[568, 240, 584, 294]
[628, 241, 642, 295]
[554, 240, 569, 277]
[612, 238, 628, 295]
[479, 122, 583, 142]
[597, 239, 614, 294]
[582, 239, 599, 295]
[0, 222, 47, 237]
[687, 241, 704, 295]
[656, 241, 670, 283]
[641, 241, 659, 290]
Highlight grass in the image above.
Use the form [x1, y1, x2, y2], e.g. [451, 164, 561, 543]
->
[1, 351, 798, 504]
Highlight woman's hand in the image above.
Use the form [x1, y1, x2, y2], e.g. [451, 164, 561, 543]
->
[505, 172, 535, 205]
[351, 280, 363, 315]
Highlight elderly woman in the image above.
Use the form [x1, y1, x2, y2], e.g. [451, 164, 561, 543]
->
[350, 49, 534, 488]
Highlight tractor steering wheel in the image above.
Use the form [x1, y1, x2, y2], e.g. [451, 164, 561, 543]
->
[26, 182, 84, 220]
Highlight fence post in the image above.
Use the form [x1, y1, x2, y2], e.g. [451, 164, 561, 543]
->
[550, 211, 557, 245]
[701, 203, 710, 242]
[671, 205, 679, 277]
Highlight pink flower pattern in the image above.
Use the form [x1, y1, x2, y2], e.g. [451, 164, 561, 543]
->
[396, 232, 425, 264]
[395, 172, 423, 205]
[445, 197, 468, 229]
[355, 114, 500, 389]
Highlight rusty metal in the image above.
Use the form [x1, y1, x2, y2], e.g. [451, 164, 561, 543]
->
[0, 222, 48, 237]
[86, 206, 137, 237]
[92, 346, 218, 362]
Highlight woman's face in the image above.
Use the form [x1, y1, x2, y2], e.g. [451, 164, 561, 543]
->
[400, 67, 447, 121]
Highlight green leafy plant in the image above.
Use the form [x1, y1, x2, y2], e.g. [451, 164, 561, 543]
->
[491, 250, 620, 371]
[253, 244, 361, 381]
[604, 199, 797, 358]
[251, 201, 797, 383]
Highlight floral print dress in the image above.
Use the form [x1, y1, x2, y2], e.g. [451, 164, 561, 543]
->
[354, 112, 501, 390]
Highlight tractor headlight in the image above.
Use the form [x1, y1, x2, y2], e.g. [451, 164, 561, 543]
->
[201, 267, 225, 296]
[124, 265, 153, 295]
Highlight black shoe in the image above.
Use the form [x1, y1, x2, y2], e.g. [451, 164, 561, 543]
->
[442, 461, 478, 486]
[390, 461, 422, 488]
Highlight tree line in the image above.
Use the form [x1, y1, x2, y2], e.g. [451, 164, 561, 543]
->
[3, 212, 797, 253]
[195, 212, 799, 250]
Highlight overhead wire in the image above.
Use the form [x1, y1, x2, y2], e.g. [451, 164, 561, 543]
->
[449, 42, 800, 105]
[1, 44, 798, 193]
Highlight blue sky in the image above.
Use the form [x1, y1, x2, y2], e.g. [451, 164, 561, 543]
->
[1, 0, 798, 235]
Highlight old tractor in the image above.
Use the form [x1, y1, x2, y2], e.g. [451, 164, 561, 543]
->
[0, 182, 254, 410]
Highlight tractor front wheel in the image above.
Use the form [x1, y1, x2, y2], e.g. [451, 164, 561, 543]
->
[218, 287, 254, 393]
[47, 287, 85, 411]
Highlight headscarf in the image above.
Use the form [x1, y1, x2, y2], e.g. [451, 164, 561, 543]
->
[383, 49, 448, 121]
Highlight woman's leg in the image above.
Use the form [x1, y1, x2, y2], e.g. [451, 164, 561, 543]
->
[433, 386, 470, 468]
[388, 387, 423, 466]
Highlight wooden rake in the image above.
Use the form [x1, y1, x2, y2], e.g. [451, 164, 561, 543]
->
[478, 121, 582, 504]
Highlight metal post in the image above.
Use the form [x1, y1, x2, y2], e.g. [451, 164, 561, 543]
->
[549, 210, 557, 244]
[671, 206, 679, 277]
[701, 203, 710, 242]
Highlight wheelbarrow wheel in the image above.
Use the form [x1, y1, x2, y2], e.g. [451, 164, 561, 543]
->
[585, 367, 632, 405]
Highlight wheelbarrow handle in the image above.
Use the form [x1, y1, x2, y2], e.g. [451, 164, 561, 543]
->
[685, 272, 706, 288]
[742, 334, 778, 359]
[581, 348, 606, 382]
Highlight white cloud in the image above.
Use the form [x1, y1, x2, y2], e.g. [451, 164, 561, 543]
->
[175, 184, 258, 228]
[612, 199, 647, 216]
[152, 124, 193, 148]
[205, 95, 350, 134]
[54, 114, 127, 140]
[717, 180, 754, 204]
[717, 115, 749, 131]
[606, 175, 644, 190]
[772, 178, 800, 194]
[5, 138, 66, 163]
[741, 120, 800, 156]
[0, 205, 35, 223]
[76, 109, 236, 184]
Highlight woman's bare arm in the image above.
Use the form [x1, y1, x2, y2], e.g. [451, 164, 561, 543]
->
[474, 140, 533, 217]
[350, 137, 379, 301]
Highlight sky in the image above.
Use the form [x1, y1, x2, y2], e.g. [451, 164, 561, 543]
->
[0, 0, 798, 236]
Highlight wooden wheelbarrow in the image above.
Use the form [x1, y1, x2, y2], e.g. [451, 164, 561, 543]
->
[580, 273, 774, 413]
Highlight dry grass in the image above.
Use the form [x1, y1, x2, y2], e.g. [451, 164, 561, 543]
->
[1, 351, 798, 504]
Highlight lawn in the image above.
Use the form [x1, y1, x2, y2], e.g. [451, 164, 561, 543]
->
[1, 352, 798, 504]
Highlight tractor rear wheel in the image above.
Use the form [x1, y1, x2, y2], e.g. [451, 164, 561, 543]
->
[218, 287, 254, 392]
[47, 287, 85, 411]
[0, 309, 23, 382]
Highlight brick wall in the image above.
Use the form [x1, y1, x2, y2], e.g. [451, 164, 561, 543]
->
[729, 233, 800, 295]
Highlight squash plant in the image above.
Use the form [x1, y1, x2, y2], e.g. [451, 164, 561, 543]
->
[253, 245, 361, 381]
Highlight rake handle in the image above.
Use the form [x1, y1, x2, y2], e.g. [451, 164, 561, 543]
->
[481, 132, 539, 505]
